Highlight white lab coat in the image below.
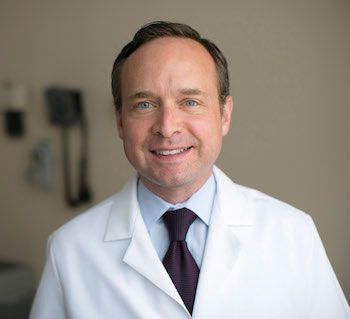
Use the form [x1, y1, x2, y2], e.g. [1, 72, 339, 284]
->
[30, 167, 350, 319]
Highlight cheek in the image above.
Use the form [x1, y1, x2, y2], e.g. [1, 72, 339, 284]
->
[194, 113, 223, 137]
[191, 118, 223, 150]
[122, 119, 150, 145]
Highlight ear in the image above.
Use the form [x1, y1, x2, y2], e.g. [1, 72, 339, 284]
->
[221, 95, 233, 136]
[115, 108, 124, 139]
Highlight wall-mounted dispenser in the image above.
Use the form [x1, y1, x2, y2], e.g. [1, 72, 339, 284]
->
[45, 87, 92, 207]
[26, 139, 55, 191]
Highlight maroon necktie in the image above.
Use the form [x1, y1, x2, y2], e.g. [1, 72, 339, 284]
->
[162, 208, 199, 314]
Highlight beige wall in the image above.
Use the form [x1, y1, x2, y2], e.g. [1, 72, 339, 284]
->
[0, 0, 349, 301]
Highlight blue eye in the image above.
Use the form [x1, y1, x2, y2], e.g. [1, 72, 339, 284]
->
[136, 102, 152, 109]
[184, 100, 197, 107]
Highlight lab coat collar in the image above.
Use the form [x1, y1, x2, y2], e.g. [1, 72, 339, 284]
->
[104, 166, 255, 241]
[103, 175, 139, 241]
[213, 166, 255, 226]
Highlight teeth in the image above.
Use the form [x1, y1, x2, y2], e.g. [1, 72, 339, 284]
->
[155, 147, 189, 156]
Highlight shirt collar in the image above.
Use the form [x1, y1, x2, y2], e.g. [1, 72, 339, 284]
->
[137, 174, 216, 232]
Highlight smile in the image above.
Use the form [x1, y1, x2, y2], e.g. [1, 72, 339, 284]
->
[153, 147, 192, 156]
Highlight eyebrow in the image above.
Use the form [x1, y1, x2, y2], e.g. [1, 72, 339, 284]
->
[128, 91, 157, 100]
[179, 88, 207, 96]
[128, 88, 207, 100]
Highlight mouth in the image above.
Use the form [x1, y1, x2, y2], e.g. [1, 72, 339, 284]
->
[151, 146, 193, 156]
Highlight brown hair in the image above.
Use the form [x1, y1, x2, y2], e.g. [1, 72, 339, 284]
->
[111, 21, 230, 111]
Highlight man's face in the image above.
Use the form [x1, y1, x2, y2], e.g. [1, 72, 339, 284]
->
[116, 37, 232, 202]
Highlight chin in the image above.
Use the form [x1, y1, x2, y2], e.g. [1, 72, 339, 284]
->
[151, 174, 188, 188]
[145, 168, 211, 191]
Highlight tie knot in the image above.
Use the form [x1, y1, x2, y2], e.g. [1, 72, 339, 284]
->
[163, 208, 197, 241]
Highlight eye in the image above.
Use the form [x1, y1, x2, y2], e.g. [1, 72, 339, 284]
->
[184, 100, 198, 107]
[136, 101, 153, 109]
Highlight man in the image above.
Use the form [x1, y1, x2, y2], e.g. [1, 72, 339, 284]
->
[30, 21, 350, 318]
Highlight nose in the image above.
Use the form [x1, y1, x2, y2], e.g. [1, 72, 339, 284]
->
[151, 105, 182, 138]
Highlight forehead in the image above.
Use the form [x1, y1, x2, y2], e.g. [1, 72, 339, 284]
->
[127, 37, 214, 64]
[120, 37, 218, 94]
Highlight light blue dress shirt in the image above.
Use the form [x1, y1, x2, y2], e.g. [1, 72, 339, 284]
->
[137, 174, 216, 268]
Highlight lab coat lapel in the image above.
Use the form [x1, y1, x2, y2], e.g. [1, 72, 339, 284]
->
[193, 167, 255, 315]
[104, 175, 188, 314]
[123, 213, 186, 310]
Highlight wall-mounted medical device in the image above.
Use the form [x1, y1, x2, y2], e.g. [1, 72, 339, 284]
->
[45, 87, 92, 207]
[0, 81, 28, 137]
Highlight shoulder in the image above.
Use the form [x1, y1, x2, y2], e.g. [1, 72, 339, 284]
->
[238, 183, 313, 227]
[49, 194, 116, 249]
[214, 166, 315, 230]
[48, 174, 138, 252]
